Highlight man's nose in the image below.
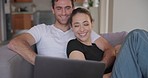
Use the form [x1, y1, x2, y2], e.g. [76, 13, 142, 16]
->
[62, 9, 66, 15]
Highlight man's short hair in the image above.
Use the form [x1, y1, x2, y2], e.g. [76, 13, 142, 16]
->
[51, 0, 74, 8]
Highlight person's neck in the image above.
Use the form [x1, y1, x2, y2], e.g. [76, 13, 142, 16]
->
[54, 23, 70, 32]
[78, 38, 92, 46]
[83, 41, 92, 46]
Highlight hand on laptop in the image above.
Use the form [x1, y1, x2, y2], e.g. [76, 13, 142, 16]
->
[103, 73, 111, 78]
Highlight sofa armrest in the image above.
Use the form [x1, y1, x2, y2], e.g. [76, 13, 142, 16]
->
[0, 45, 34, 78]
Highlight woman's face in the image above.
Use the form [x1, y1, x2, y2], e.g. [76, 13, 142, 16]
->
[72, 13, 93, 43]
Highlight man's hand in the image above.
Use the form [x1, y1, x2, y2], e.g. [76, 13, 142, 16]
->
[94, 37, 116, 68]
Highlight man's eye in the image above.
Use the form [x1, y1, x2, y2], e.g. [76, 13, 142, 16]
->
[56, 7, 61, 10]
[65, 6, 71, 10]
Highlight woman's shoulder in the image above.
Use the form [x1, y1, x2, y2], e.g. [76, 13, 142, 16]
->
[68, 39, 77, 43]
[68, 39, 82, 45]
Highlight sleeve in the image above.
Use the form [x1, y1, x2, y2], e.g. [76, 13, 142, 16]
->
[66, 39, 84, 57]
[91, 31, 101, 43]
[26, 24, 46, 43]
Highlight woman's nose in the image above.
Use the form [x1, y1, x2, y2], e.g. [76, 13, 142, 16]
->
[79, 26, 84, 31]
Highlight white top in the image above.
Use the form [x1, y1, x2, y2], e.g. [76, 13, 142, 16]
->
[27, 24, 100, 58]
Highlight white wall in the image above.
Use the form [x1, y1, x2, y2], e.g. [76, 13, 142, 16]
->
[99, 0, 110, 33]
[113, 0, 148, 32]
[89, 7, 99, 34]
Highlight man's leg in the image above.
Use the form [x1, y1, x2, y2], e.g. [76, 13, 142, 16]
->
[111, 29, 148, 78]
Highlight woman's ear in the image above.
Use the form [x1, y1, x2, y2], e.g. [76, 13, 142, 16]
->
[71, 26, 74, 31]
[91, 21, 94, 28]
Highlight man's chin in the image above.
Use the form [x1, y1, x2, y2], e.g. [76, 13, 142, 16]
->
[60, 22, 69, 25]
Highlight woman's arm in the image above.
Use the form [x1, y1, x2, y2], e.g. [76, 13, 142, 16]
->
[69, 51, 86, 60]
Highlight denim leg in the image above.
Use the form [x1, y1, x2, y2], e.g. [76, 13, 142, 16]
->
[111, 29, 148, 78]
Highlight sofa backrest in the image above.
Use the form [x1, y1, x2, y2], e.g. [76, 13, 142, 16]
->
[101, 31, 128, 46]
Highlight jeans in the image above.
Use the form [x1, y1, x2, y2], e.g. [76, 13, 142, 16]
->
[111, 29, 148, 78]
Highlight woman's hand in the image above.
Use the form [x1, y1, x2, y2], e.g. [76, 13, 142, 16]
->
[103, 72, 111, 78]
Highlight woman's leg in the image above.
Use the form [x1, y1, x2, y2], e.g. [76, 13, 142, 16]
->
[111, 29, 148, 78]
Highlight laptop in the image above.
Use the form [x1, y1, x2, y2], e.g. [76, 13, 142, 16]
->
[34, 55, 105, 78]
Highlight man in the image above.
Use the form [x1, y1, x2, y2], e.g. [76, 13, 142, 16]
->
[8, 0, 115, 70]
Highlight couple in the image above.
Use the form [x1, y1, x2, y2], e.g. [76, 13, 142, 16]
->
[8, 0, 148, 78]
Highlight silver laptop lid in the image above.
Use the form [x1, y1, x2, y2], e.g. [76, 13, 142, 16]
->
[34, 55, 105, 78]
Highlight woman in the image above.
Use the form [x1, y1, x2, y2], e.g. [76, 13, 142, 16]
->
[66, 8, 112, 78]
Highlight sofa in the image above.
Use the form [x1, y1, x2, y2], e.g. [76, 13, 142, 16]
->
[0, 31, 127, 78]
[0, 45, 34, 78]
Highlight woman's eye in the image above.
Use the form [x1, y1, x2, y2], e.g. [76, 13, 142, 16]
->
[84, 23, 89, 26]
[74, 25, 79, 27]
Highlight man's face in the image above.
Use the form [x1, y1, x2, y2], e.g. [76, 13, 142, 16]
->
[52, 0, 73, 25]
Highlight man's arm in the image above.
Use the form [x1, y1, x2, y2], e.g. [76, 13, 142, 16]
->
[94, 37, 116, 68]
[7, 33, 37, 65]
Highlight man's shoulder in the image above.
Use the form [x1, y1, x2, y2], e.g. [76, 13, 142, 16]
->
[27, 24, 53, 36]
[30, 24, 53, 32]
[34, 24, 53, 28]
